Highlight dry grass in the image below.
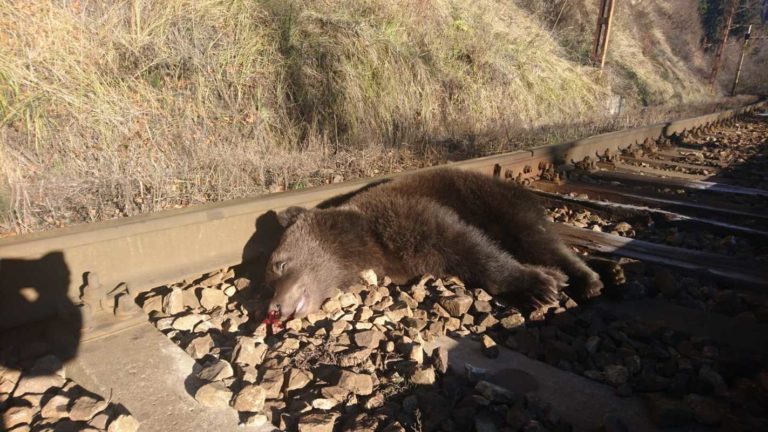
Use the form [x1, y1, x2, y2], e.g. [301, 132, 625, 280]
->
[519, 0, 718, 106]
[0, 0, 763, 235]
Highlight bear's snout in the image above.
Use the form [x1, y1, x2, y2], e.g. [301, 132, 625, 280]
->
[268, 294, 307, 321]
[268, 272, 310, 320]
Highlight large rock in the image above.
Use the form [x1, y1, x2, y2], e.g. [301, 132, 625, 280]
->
[233, 337, 268, 367]
[298, 412, 340, 432]
[337, 371, 374, 396]
[199, 288, 229, 310]
[330, 321, 348, 336]
[444, 317, 461, 332]
[473, 289, 493, 301]
[438, 295, 473, 317]
[172, 313, 208, 331]
[481, 335, 499, 359]
[277, 338, 301, 354]
[359, 269, 378, 286]
[194, 382, 232, 408]
[322, 298, 342, 314]
[69, 395, 108, 421]
[196, 360, 234, 382]
[243, 413, 269, 427]
[14, 374, 65, 395]
[312, 398, 339, 410]
[0, 366, 21, 393]
[89, 413, 110, 430]
[141, 295, 163, 313]
[338, 348, 373, 368]
[397, 292, 419, 309]
[285, 369, 313, 391]
[408, 344, 424, 364]
[339, 293, 360, 309]
[433, 346, 450, 374]
[285, 318, 303, 332]
[260, 368, 285, 399]
[3, 406, 35, 429]
[499, 312, 525, 330]
[320, 386, 350, 402]
[475, 381, 518, 404]
[107, 414, 140, 432]
[385, 302, 413, 322]
[411, 366, 436, 385]
[182, 288, 201, 310]
[163, 287, 185, 315]
[410, 285, 427, 303]
[238, 364, 259, 384]
[353, 330, 384, 349]
[185, 334, 214, 359]
[232, 384, 266, 412]
[473, 300, 492, 314]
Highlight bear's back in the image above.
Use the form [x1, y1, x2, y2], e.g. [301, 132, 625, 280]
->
[348, 168, 544, 232]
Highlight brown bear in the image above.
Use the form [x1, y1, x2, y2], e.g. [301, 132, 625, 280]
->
[265, 167, 602, 319]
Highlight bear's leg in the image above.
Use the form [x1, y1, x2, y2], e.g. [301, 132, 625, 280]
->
[437, 222, 568, 311]
[501, 226, 603, 302]
[542, 241, 603, 302]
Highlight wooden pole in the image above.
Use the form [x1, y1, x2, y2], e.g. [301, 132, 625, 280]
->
[591, 0, 616, 75]
[709, 0, 739, 90]
[591, 0, 608, 61]
[731, 25, 753, 96]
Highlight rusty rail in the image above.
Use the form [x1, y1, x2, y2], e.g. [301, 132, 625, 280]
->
[0, 100, 764, 334]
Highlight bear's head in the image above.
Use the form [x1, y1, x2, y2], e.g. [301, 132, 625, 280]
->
[265, 206, 372, 320]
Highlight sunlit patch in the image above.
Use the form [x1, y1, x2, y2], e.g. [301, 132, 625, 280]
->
[20, 286, 40, 302]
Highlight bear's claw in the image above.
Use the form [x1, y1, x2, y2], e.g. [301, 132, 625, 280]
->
[520, 266, 568, 310]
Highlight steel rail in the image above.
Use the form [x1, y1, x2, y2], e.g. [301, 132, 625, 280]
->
[0, 100, 764, 332]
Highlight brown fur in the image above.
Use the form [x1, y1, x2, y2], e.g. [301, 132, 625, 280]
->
[265, 168, 602, 319]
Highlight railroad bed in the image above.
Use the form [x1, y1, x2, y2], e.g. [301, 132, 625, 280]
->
[1, 102, 767, 432]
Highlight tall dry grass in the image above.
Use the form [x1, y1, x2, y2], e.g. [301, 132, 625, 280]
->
[0, 0, 761, 235]
[519, 0, 718, 106]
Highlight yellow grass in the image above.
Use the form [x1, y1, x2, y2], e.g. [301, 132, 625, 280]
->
[0, 0, 761, 234]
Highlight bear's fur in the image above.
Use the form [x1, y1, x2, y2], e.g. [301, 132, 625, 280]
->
[265, 168, 602, 319]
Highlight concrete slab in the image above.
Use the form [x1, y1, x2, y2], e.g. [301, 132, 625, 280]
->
[428, 335, 655, 432]
[65, 322, 275, 432]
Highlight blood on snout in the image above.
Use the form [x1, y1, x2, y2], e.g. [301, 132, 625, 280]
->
[262, 309, 284, 331]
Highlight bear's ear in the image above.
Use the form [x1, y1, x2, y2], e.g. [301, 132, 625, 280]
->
[277, 206, 307, 228]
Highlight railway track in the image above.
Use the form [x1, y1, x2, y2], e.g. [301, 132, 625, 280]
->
[1, 101, 767, 432]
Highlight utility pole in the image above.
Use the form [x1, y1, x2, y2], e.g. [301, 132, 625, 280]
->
[731, 25, 753, 96]
[708, 0, 739, 90]
[591, 0, 616, 75]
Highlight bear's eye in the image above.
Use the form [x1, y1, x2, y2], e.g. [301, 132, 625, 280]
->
[273, 261, 287, 275]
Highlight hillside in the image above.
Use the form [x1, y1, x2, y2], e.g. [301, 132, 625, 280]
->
[0, 0, 764, 235]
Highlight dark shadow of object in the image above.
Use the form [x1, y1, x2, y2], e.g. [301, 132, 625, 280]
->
[238, 210, 285, 286]
[0, 252, 81, 373]
[236, 211, 285, 323]
[183, 356, 206, 398]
